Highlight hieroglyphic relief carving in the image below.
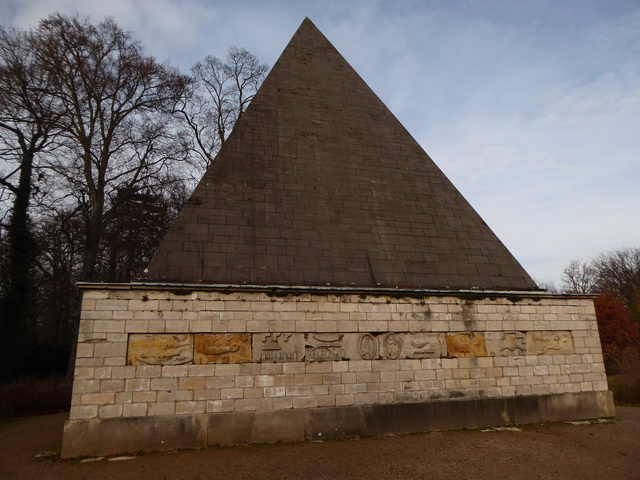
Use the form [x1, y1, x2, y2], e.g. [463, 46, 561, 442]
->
[127, 334, 193, 365]
[194, 334, 251, 364]
[527, 331, 573, 355]
[401, 333, 445, 359]
[485, 331, 527, 357]
[305, 333, 346, 362]
[352, 333, 444, 360]
[126, 330, 575, 365]
[252, 333, 305, 362]
[380, 333, 402, 359]
[358, 333, 378, 360]
[445, 332, 487, 358]
[351, 333, 400, 360]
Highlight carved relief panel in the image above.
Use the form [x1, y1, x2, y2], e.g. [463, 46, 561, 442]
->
[358, 333, 378, 360]
[527, 331, 573, 355]
[400, 333, 446, 359]
[485, 331, 527, 357]
[305, 334, 346, 362]
[128, 334, 193, 366]
[445, 332, 487, 358]
[194, 334, 251, 364]
[252, 333, 305, 362]
[352, 333, 445, 360]
[125, 330, 575, 365]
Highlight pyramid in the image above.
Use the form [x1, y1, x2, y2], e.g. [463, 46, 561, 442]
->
[145, 18, 537, 291]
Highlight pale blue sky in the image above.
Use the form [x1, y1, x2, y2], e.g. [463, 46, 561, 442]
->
[3, 0, 639, 286]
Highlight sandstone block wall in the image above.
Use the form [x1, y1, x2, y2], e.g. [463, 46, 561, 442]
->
[68, 286, 609, 425]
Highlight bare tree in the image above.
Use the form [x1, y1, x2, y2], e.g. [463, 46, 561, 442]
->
[0, 25, 63, 380]
[177, 47, 268, 170]
[561, 258, 598, 294]
[98, 179, 188, 282]
[593, 247, 640, 312]
[0, 14, 265, 378]
[561, 247, 640, 323]
[33, 14, 190, 283]
[32, 211, 84, 350]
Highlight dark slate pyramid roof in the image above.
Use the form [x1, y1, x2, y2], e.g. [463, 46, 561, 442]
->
[145, 18, 537, 291]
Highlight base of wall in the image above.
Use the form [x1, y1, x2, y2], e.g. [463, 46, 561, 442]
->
[61, 391, 615, 458]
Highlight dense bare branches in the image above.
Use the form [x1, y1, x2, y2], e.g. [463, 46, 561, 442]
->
[32, 14, 190, 281]
[593, 247, 640, 312]
[177, 47, 268, 169]
[0, 27, 62, 198]
[0, 13, 266, 378]
[0, 25, 65, 380]
[562, 248, 640, 309]
[561, 259, 598, 294]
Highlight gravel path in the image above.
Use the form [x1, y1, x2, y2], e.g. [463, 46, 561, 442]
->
[1, 407, 638, 480]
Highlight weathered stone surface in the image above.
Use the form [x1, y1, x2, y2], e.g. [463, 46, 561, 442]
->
[252, 333, 305, 362]
[62, 391, 615, 457]
[527, 331, 573, 355]
[62, 415, 207, 458]
[194, 334, 251, 364]
[485, 331, 527, 357]
[538, 390, 615, 422]
[127, 334, 193, 365]
[445, 332, 487, 357]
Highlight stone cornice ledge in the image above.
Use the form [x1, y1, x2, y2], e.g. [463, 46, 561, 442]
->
[76, 282, 596, 300]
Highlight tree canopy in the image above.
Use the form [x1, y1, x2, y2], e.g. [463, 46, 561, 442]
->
[0, 13, 268, 380]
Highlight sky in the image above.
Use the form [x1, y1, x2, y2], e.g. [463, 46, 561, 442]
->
[2, 0, 639, 287]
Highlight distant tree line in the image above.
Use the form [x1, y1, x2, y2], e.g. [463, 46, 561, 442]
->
[0, 13, 267, 381]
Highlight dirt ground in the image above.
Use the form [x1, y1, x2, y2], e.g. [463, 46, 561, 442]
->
[1, 407, 639, 480]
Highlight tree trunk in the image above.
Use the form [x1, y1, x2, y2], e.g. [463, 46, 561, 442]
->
[0, 152, 36, 381]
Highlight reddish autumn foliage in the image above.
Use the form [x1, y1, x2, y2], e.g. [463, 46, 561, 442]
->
[594, 291, 639, 364]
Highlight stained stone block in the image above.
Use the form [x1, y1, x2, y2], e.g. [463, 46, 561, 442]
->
[445, 332, 487, 358]
[485, 331, 527, 357]
[252, 333, 305, 362]
[527, 331, 573, 355]
[128, 334, 193, 366]
[194, 334, 251, 364]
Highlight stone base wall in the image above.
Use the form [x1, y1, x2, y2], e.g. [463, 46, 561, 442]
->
[62, 286, 614, 457]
